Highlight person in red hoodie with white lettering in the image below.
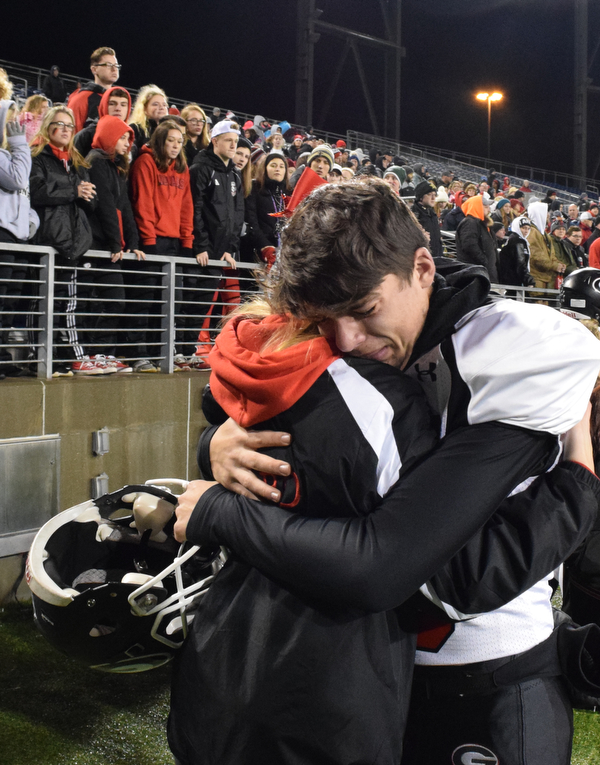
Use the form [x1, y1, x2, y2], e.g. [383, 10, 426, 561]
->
[128, 119, 193, 371]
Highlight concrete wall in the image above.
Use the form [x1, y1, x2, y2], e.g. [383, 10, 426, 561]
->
[0, 371, 211, 602]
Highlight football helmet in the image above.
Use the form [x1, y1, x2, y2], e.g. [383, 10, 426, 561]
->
[560, 267, 600, 321]
[26, 479, 226, 673]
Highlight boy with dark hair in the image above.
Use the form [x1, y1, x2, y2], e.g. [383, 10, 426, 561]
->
[68, 47, 121, 132]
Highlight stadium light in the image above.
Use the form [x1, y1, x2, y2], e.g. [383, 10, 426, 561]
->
[476, 91, 503, 159]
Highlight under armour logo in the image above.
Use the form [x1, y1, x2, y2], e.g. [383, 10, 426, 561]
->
[414, 362, 437, 381]
[452, 744, 499, 765]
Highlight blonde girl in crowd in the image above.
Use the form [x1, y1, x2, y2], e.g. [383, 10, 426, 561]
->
[181, 103, 210, 167]
[30, 105, 96, 375]
[129, 84, 168, 154]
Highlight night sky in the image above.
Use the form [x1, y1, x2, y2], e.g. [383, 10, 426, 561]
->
[4, 0, 600, 181]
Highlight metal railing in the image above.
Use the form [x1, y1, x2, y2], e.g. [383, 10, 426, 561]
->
[0, 243, 260, 379]
[0, 242, 563, 382]
[347, 131, 600, 201]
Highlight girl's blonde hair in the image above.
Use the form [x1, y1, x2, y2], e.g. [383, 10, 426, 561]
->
[30, 106, 89, 170]
[22, 95, 50, 115]
[129, 84, 168, 137]
[225, 296, 320, 353]
[0, 68, 13, 101]
[180, 103, 210, 150]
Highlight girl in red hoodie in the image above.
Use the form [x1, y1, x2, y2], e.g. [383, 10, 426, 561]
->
[129, 119, 193, 256]
[128, 120, 193, 371]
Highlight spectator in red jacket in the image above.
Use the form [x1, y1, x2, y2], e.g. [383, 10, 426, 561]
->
[67, 47, 121, 132]
[128, 119, 193, 371]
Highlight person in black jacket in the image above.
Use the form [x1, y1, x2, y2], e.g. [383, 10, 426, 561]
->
[411, 181, 443, 258]
[497, 215, 536, 289]
[30, 105, 97, 375]
[245, 150, 289, 268]
[564, 226, 588, 270]
[42, 66, 67, 104]
[181, 103, 210, 167]
[188, 120, 245, 364]
[173, 182, 600, 765]
[455, 193, 498, 282]
[84, 115, 144, 368]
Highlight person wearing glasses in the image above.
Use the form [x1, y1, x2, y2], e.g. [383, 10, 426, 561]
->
[30, 106, 97, 376]
[181, 103, 210, 166]
[68, 47, 121, 133]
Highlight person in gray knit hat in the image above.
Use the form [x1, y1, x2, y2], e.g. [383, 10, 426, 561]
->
[290, 144, 335, 188]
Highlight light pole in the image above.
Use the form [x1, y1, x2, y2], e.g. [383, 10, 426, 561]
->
[476, 91, 503, 160]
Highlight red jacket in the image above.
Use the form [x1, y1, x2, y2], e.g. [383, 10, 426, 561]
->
[129, 146, 194, 247]
[67, 81, 105, 132]
[589, 238, 600, 269]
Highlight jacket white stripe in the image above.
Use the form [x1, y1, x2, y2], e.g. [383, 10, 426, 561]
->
[328, 358, 402, 497]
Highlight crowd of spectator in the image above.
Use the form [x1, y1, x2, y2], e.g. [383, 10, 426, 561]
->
[0, 47, 597, 379]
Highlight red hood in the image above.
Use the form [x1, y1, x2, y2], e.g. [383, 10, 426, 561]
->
[92, 115, 134, 153]
[209, 314, 341, 427]
[98, 86, 132, 120]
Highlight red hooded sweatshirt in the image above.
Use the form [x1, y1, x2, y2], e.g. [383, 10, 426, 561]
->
[209, 314, 342, 427]
[98, 86, 132, 121]
[91, 116, 135, 248]
[129, 145, 194, 247]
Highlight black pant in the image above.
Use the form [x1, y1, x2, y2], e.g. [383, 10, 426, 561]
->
[124, 237, 176, 358]
[402, 651, 573, 765]
[53, 264, 85, 361]
[82, 251, 126, 357]
[175, 261, 207, 356]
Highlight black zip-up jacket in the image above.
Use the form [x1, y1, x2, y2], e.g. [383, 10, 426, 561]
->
[85, 149, 139, 253]
[73, 123, 97, 159]
[189, 144, 244, 257]
[244, 179, 285, 252]
[411, 201, 443, 258]
[497, 232, 536, 287]
[455, 214, 499, 282]
[30, 145, 95, 262]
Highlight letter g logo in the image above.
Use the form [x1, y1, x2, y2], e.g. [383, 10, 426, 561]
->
[452, 744, 499, 765]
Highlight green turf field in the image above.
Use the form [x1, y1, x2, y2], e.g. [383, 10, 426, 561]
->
[1, 603, 599, 764]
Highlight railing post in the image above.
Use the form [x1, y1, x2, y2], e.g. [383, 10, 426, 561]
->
[160, 258, 176, 374]
[38, 250, 55, 380]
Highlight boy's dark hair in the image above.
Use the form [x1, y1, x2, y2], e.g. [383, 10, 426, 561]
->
[109, 88, 129, 100]
[269, 178, 428, 318]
